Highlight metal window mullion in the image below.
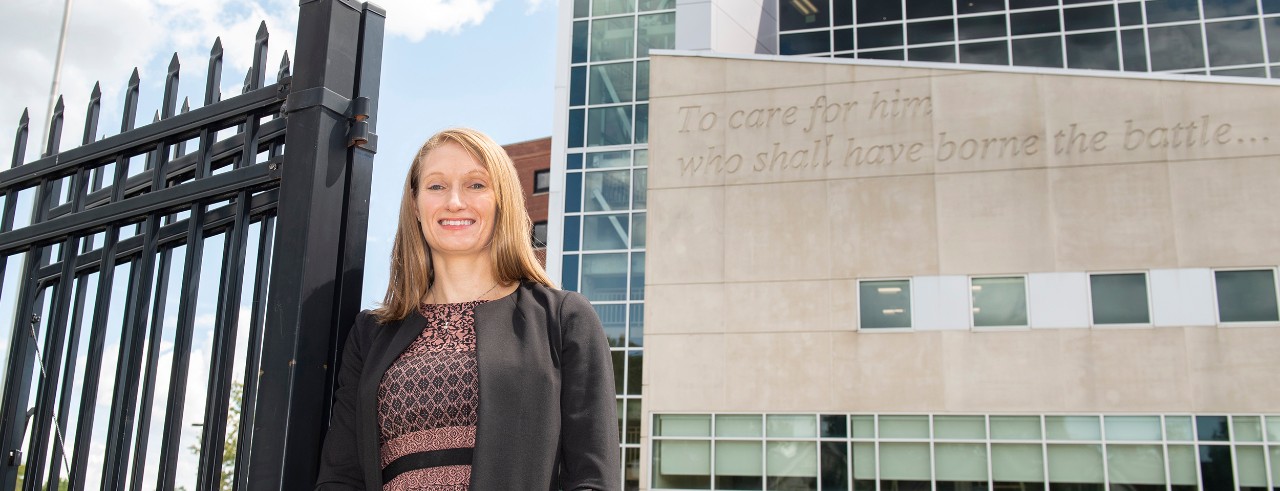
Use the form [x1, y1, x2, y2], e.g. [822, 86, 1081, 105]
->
[195, 192, 250, 491]
[65, 226, 119, 489]
[24, 235, 80, 491]
[231, 213, 275, 491]
[153, 206, 207, 490]
[124, 245, 175, 491]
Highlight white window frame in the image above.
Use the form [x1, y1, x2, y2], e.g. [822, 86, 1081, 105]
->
[856, 277, 914, 331]
[968, 274, 1030, 330]
[1210, 266, 1280, 327]
[1086, 270, 1154, 328]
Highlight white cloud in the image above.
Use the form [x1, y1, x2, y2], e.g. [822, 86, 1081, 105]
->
[376, 0, 496, 42]
[524, 0, 552, 14]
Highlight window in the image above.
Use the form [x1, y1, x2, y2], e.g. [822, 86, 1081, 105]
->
[1089, 273, 1150, 325]
[1214, 269, 1280, 323]
[532, 220, 547, 248]
[971, 276, 1027, 328]
[859, 279, 911, 329]
[533, 169, 550, 194]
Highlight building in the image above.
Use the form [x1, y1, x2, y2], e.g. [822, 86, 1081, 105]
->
[504, 136, 553, 265]
[550, 1, 1280, 489]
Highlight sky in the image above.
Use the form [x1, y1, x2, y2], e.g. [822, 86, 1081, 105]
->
[0, 0, 558, 486]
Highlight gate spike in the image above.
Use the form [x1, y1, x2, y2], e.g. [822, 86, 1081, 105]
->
[250, 21, 269, 91]
[242, 68, 252, 95]
[121, 68, 140, 132]
[277, 50, 290, 82]
[175, 97, 191, 157]
[11, 108, 29, 168]
[44, 96, 65, 157]
[161, 53, 180, 120]
[206, 37, 224, 105]
[82, 82, 102, 145]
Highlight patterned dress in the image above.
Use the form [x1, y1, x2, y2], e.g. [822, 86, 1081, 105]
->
[377, 300, 485, 490]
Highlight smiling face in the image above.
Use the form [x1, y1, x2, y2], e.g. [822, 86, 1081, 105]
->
[415, 141, 498, 259]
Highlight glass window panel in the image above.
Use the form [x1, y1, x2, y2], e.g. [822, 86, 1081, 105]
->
[581, 253, 628, 301]
[1012, 10, 1061, 36]
[591, 17, 634, 62]
[1149, 24, 1206, 71]
[573, 21, 589, 64]
[859, 49, 904, 60]
[859, 280, 911, 329]
[570, 66, 586, 106]
[935, 416, 986, 440]
[1268, 0, 1280, 13]
[992, 416, 1042, 440]
[1204, 0, 1258, 18]
[612, 350, 624, 393]
[625, 399, 641, 444]
[635, 60, 649, 101]
[593, 0, 633, 16]
[569, 108, 585, 148]
[879, 415, 929, 439]
[959, 14, 1007, 40]
[654, 440, 711, 489]
[656, 414, 711, 436]
[716, 414, 763, 437]
[1236, 445, 1266, 487]
[1165, 416, 1194, 441]
[1198, 445, 1234, 490]
[574, 0, 589, 17]
[1104, 416, 1161, 441]
[586, 150, 629, 169]
[626, 349, 641, 395]
[780, 0, 830, 31]
[959, 0, 1005, 14]
[632, 168, 647, 209]
[1090, 273, 1150, 324]
[1168, 445, 1197, 485]
[821, 415, 848, 438]
[595, 303, 626, 347]
[583, 170, 630, 212]
[857, 0, 901, 23]
[1047, 444, 1104, 482]
[1013, 36, 1064, 68]
[766, 441, 818, 479]
[1046, 415, 1101, 441]
[851, 442, 875, 479]
[582, 214, 629, 250]
[628, 303, 643, 347]
[834, 27, 854, 52]
[589, 62, 634, 105]
[781, 31, 831, 55]
[1011, 0, 1056, 8]
[834, 1, 853, 25]
[859, 24, 904, 49]
[629, 252, 644, 300]
[767, 414, 817, 438]
[563, 214, 581, 252]
[1122, 29, 1148, 71]
[820, 442, 849, 491]
[1146, 0, 1200, 23]
[635, 103, 648, 144]
[637, 13, 674, 57]
[907, 0, 952, 19]
[850, 415, 874, 438]
[1064, 6, 1116, 31]
[972, 276, 1028, 327]
[1197, 415, 1229, 441]
[639, 0, 673, 11]
[586, 105, 633, 147]
[910, 45, 955, 62]
[1119, 2, 1143, 26]
[562, 254, 579, 291]
[879, 442, 930, 480]
[1268, 18, 1280, 61]
[1107, 445, 1166, 485]
[1271, 446, 1280, 482]
[1206, 20, 1265, 67]
[1211, 67, 1267, 77]
[936, 443, 988, 480]
[959, 40, 1010, 65]
[993, 443, 1044, 482]
[631, 213, 646, 249]
[1067, 32, 1120, 70]
[908, 20, 954, 44]
[716, 441, 763, 486]
[1267, 415, 1280, 441]
[1233, 415, 1263, 441]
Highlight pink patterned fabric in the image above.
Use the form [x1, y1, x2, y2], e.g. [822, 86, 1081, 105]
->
[378, 300, 486, 490]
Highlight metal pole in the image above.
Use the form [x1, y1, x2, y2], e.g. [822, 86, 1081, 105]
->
[44, 0, 75, 152]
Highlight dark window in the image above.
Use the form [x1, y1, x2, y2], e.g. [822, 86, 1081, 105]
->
[1211, 66, 1267, 77]
[857, 0, 901, 23]
[1013, 36, 1063, 67]
[834, 1, 854, 26]
[634, 104, 648, 144]
[859, 24, 904, 49]
[910, 45, 956, 62]
[859, 49, 905, 60]
[1067, 32, 1120, 70]
[563, 214, 580, 251]
[1270, 18, 1280, 61]
[1203, 0, 1257, 18]
[1089, 273, 1150, 324]
[1145, 0, 1201, 24]
[635, 60, 649, 101]
[1010, 0, 1056, 8]
[1118, 2, 1144, 26]
[574, 0, 589, 18]
[572, 21, 588, 64]
[835, 28, 854, 52]
[781, 31, 831, 55]
[780, 0, 831, 31]
[908, 20, 954, 44]
[1011, 10, 1061, 36]
[1064, 5, 1116, 31]
[532, 221, 548, 248]
[567, 153, 583, 170]
[1215, 269, 1280, 323]
[959, 41, 1009, 65]
[568, 108, 585, 148]
[1149, 24, 1205, 71]
[533, 169, 551, 194]
[1267, 0, 1280, 13]
[907, 0, 952, 19]
[957, 0, 1005, 14]
[586, 105, 633, 147]
[569, 66, 586, 106]
[1121, 29, 1148, 71]
[564, 173, 582, 214]
[1205, 19, 1264, 66]
[959, 14, 1007, 40]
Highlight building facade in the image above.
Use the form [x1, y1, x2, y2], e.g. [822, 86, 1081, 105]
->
[549, 1, 1280, 489]
[503, 136, 553, 264]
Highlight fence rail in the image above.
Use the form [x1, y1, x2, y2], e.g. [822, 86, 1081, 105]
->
[0, 1, 383, 489]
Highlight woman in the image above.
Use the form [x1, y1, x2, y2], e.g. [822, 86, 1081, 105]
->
[315, 128, 619, 490]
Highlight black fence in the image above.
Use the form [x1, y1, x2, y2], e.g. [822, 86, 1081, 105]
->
[0, 0, 383, 489]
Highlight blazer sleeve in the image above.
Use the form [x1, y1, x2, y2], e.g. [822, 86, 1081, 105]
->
[315, 311, 372, 490]
[557, 292, 622, 490]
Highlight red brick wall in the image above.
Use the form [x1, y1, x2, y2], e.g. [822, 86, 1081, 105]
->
[503, 137, 551, 265]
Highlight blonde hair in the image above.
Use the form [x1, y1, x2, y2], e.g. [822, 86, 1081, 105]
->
[374, 128, 555, 323]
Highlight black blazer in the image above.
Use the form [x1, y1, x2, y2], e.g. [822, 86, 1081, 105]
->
[315, 281, 620, 490]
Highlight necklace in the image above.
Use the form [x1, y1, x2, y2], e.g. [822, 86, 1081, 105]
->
[431, 280, 499, 329]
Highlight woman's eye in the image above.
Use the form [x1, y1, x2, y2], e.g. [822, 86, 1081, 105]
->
[468, 182, 487, 190]
[426, 183, 445, 191]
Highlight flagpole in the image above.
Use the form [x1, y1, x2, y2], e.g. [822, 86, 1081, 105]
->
[44, 0, 75, 151]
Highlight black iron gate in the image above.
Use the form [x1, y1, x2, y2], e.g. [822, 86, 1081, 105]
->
[0, 0, 382, 489]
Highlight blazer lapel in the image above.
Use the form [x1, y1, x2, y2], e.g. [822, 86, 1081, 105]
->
[356, 310, 428, 489]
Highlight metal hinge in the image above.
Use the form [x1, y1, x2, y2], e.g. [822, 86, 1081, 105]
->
[347, 96, 377, 151]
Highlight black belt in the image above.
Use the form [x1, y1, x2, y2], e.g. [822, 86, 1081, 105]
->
[382, 447, 474, 484]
